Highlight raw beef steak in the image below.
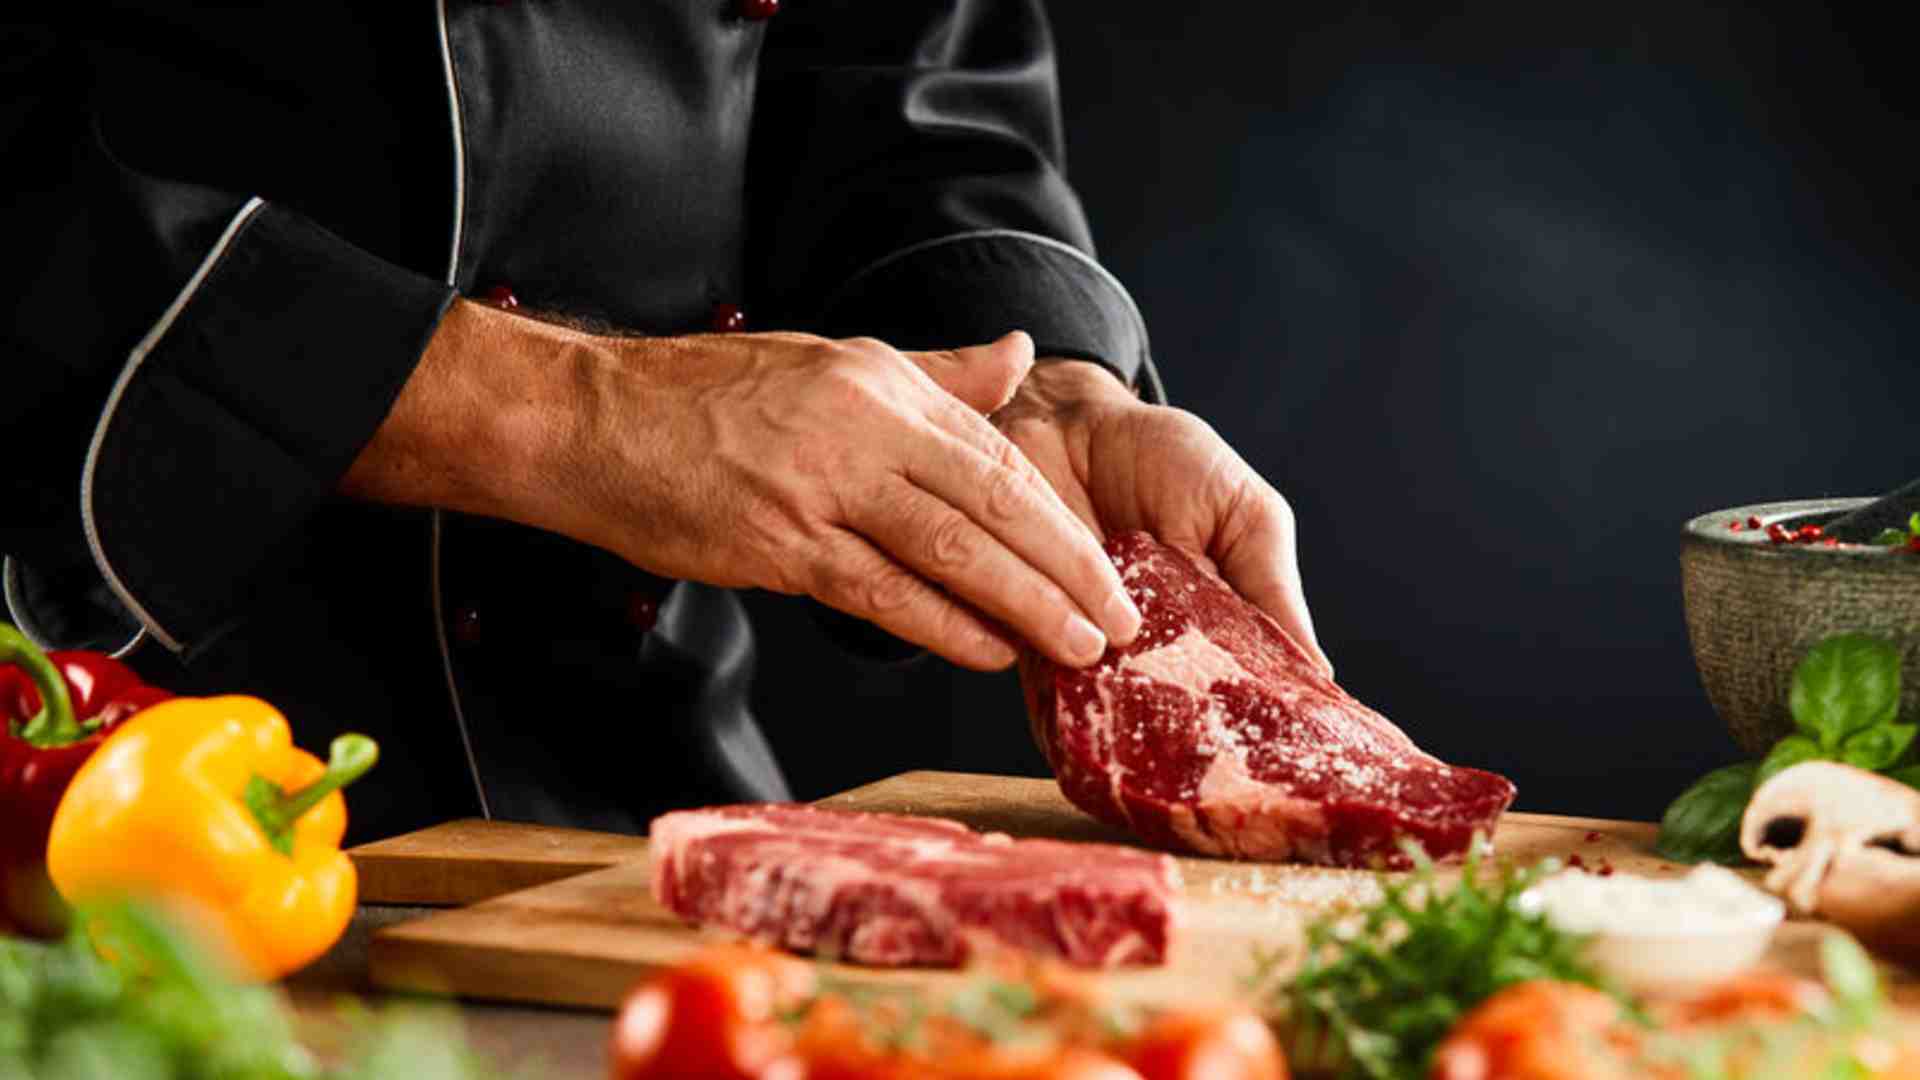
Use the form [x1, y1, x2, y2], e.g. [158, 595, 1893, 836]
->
[1023, 531, 1515, 868]
[650, 804, 1180, 968]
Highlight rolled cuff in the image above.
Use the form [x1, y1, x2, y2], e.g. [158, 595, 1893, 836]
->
[816, 229, 1161, 403]
[82, 199, 456, 656]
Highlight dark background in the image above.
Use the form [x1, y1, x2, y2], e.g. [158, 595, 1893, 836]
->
[746, 1, 1919, 821]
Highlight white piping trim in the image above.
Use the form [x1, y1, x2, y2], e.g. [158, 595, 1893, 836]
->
[436, 0, 467, 286]
[820, 227, 1161, 399]
[80, 196, 265, 656]
[3, 556, 147, 659]
[434, 0, 490, 818]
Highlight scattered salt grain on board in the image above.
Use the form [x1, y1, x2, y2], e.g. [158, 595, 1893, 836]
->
[1208, 867, 1383, 910]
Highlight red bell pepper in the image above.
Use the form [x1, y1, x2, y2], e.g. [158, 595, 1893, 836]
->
[0, 622, 173, 937]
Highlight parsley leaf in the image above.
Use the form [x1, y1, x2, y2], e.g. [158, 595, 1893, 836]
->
[1273, 841, 1611, 1080]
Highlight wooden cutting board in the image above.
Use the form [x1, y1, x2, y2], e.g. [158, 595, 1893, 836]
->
[353, 819, 649, 906]
[363, 770, 1832, 1011]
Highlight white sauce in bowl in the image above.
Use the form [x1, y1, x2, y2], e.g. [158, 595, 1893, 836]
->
[1519, 865, 1785, 991]
[1520, 864, 1783, 937]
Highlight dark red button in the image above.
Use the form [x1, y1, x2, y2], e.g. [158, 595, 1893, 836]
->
[483, 284, 519, 309]
[738, 0, 779, 20]
[708, 302, 747, 333]
[452, 607, 483, 645]
[626, 590, 660, 634]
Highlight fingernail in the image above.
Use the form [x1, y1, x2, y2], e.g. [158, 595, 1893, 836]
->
[1104, 590, 1142, 646]
[981, 639, 1019, 669]
[1063, 614, 1107, 666]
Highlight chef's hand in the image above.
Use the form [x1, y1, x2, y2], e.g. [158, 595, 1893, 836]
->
[993, 359, 1332, 675]
[342, 300, 1139, 671]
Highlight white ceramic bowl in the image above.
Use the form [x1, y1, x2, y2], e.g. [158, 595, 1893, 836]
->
[1518, 865, 1785, 994]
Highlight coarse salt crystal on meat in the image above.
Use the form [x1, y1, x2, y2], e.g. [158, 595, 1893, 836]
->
[1022, 531, 1516, 868]
[649, 804, 1180, 968]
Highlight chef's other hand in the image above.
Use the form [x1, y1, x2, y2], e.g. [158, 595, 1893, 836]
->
[342, 300, 1141, 671]
[993, 359, 1331, 676]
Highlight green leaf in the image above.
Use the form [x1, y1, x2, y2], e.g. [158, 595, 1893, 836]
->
[1819, 932, 1882, 1024]
[1883, 764, 1920, 792]
[1272, 853, 1609, 1080]
[1654, 761, 1760, 864]
[1789, 634, 1902, 749]
[1842, 722, 1918, 772]
[1910, 511, 1920, 537]
[1876, 528, 1911, 547]
[1757, 734, 1823, 785]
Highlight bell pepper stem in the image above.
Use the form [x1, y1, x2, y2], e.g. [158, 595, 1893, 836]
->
[248, 734, 379, 855]
[0, 622, 81, 747]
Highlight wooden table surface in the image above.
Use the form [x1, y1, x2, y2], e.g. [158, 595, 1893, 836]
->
[286, 906, 609, 1079]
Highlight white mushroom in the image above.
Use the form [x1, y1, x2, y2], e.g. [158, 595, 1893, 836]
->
[1741, 760, 1920, 962]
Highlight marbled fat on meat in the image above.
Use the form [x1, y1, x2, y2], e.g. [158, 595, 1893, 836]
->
[649, 804, 1180, 968]
[1023, 532, 1516, 868]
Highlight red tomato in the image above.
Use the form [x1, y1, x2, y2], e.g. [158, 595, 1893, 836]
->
[608, 945, 812, 1080]
[1119, 1006, 1288, 1080]
[794, 993, 1145, 1080]
[1428, 982, 1637, 1080]
[1656, 971, 1827, 1029]
[803, 1041, 1143, 1080]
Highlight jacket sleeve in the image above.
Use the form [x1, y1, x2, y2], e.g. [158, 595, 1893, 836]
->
[0, 23, 455, 658]
[748, 0, 1159, 662]
[748, 0, 1161, 403]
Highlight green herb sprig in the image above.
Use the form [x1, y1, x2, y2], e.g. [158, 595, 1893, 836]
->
[0, 901, 511, 1080]
[1872, 512, 1920, 549]
[1271, 840, 1611, 1080]
[1657, 633, 1915, 864]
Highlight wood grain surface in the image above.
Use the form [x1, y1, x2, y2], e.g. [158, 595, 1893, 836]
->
[352, 819, 648, 906]
[364, 770, 1846, 1012]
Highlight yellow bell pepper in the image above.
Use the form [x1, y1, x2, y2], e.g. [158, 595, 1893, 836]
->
[44, 695, 377, 980]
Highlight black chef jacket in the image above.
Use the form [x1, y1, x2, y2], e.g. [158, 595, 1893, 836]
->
[0, 1, 1160, 843]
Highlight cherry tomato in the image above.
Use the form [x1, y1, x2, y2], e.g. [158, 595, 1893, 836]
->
[1655, 971, 1827, 1029]
[608, 945, 812, 1080]
[1428, 981, 1638, 1080]
[803, 1040, 1143, 1080]
[1119, 1006, 1288, 1080]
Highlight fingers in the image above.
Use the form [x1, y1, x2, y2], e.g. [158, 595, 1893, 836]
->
[900, 423, 1141, 656]
[806, 528, 1020, 671]
[846, 480, 1114, 668]
[1216, 479, 1333, 679]
[904, 332, 1035, 414]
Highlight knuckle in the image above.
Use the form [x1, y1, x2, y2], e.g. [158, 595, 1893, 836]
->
[840, 336, 898, 365]
[1265, 487, 1297, 530]
[919, 510, 977, 573]
[811, 362, 882, 414]
[982, 459, 1031, 523]
[1166, 407, 1219, 444]
[860, 563, 921, 615]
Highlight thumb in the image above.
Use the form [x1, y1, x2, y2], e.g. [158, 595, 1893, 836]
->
[905, 331, 1036, 414]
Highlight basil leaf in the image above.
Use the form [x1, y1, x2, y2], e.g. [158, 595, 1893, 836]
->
[1876, 528, 1911, 547]
[1654, 761, 1759, 864]
[1911, 511, 1920, 537]
[1790, 634, 1902, 749]
[1843, 722, 1918, 772]
[1757, 734, 1823, 785]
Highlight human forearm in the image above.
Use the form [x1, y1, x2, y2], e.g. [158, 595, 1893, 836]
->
[340, 298, 596, 532]
[342, 305, 1142, 670]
